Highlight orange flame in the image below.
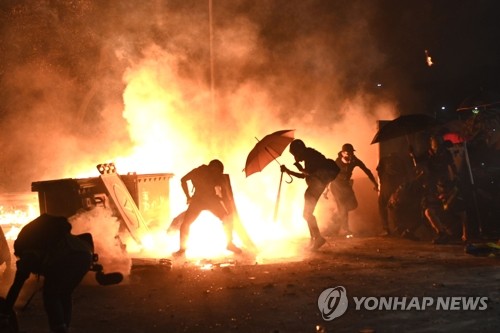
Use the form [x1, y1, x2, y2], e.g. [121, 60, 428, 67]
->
[0, 57, 350, 265]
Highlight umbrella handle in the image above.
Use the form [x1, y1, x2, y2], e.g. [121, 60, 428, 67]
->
[273, 171, 284, 222]
[285, 172, 293, 184]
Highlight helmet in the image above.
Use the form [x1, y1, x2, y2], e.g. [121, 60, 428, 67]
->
[208, 159, 224, 174]
[342, 143, 355, 153]
[289, 139, 306, 155]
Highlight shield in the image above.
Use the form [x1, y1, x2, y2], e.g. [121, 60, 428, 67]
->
[371, 114, 436, 144]
[244, 129, 295, 177]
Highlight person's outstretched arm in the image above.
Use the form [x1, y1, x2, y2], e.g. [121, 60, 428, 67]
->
[357, 159, 379, 191]
[281, 165, 305, 179]
[4, 258, 31, 310]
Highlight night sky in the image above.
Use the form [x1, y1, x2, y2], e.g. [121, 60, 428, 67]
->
[368, 0, 500, 118]
[1, 0, 499, 192]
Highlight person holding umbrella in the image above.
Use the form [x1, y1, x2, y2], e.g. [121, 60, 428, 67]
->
[329, 143, 379, 237]
[280, 139, 339, 250]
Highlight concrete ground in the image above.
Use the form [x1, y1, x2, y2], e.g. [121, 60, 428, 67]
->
[1, 235, 499, 333]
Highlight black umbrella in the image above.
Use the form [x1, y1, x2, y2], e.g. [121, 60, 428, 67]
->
[371, 114, 437, 144]
[456, 89, 500, 112]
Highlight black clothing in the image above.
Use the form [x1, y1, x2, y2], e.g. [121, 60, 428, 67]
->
[288, 146, 339, 242]
[178, 164, 234, 251]
[330, 153, 377, 232]
[376, 153, 411, 231]
[425, 147, 456, 184]
[3, 214, 92, 333]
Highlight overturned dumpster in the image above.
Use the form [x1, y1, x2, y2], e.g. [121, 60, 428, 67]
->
[31, 163, 174, 244]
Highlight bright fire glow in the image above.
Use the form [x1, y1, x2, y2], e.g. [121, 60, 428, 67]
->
[425, 49, 434, 67]
[0, 44, 388, 266]
[0, 56, 315, 267]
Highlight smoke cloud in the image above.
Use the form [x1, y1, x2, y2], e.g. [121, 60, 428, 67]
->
[0, 0, 400, 193]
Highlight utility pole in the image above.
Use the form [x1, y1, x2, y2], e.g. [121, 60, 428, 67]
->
[208, 0, 215, 130]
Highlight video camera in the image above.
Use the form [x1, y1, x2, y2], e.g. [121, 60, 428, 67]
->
[89, 254, 123, 286]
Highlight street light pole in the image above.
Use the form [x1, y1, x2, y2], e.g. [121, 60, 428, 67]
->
[208, 0, 215, 129]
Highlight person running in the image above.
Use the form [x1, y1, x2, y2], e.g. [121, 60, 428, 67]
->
[329, 143, 379, 237]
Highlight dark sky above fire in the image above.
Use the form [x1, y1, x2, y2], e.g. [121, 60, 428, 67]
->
[1, 0, 499, 192]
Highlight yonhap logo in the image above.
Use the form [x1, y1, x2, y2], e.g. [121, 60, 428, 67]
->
[317, 286, 349, 321]
[318, 286, 489, 321]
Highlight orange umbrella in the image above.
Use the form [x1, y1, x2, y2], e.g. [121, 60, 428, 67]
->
[244, 129, 295, 177]
[244, 129, 295, 221]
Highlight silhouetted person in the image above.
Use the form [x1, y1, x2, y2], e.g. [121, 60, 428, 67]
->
[376, 152, 411, 235]
[1, 214, 93, 333]
[387, 172, 426, 239]
[329, 143, 378, 237]
[422, 135, 458, 185]
[281, 139, 339, 250]
[0, 225, 11, 273]
[423, 178, 468, 244]
[173, 159, 242, 257]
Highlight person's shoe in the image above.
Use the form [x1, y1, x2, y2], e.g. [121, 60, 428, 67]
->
[226, 242, 243, 254]
[339, 228, 354, 238]
[172, 249, 186, 258]
[432, 233, 449, 245]
[379, 228, 390, 237]
[401, 229, 418, 241]
[312, 236, 327, 250]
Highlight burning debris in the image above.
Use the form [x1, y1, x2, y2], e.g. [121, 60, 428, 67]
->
[425, 49, 434, 67]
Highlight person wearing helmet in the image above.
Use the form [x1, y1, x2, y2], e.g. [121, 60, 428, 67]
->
[329, 143, 379, 237]
[281, 139, 339, 250]
[172, 159, 242, 257]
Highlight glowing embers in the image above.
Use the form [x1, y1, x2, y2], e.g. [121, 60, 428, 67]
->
[197, 258, 236, 270]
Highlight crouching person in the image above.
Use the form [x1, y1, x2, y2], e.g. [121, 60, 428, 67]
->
[1, 214, 94, 333]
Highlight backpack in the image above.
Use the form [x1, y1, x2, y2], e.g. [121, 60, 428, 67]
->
[319, 158, 340, 183]
[326, 158, 340, 177]
[13, 214, 93, 274]
[13, 214, 71, 258]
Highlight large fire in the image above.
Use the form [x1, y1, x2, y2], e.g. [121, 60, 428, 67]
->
[0, 63, 316, 267]
[0, 45, 388, 268]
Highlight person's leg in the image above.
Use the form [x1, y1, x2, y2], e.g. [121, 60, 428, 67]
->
[43, 251, 91, 332]
[328, 182, 342, 234]
[424, 207, 450, 243]
[210, 201, 242, 254]
[304, 182, 327, 249]
[304, 187, 321, 239]
[42, 282, 65, 333]
[378, 191, 391, 234]
[331, 181, 353, 234]
[223, 218, 242, 254]
[336, 203, 349, 234]
[177, 202, 202, 252]
[459, 211, 468, 242]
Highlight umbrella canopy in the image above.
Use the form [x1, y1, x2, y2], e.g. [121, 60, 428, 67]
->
[244, 129, 295, 177]
[371, 114, 436, 144]
[457, 89, 500, 112]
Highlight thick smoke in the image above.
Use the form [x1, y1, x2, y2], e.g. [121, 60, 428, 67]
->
[0, 0, 401, 193]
